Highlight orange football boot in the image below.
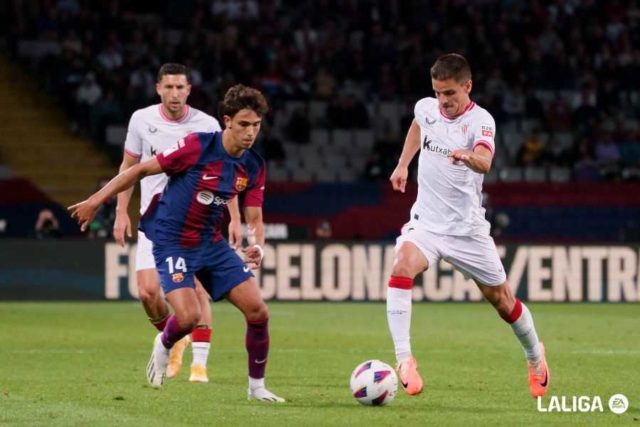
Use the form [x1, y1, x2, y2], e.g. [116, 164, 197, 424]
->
[396, 356, 424, 396]
[528, 342, 550, 398]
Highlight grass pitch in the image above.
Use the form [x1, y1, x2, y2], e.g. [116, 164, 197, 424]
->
[0, 302, 638, 426]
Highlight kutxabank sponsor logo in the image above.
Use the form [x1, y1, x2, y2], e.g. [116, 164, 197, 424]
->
[537, 394, 628, 414]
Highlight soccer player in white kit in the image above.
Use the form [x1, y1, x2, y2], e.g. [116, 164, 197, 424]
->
[387, 54, 549, 399]
[113, 63, 241, 383]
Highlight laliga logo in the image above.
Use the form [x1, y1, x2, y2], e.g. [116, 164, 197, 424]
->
[537, 394, 628, 414]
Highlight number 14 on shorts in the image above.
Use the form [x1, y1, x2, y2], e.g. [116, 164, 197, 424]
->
[165, 256, 187, 273]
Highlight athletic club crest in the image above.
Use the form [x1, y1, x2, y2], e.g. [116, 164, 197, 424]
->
[235, 177, 248, 192]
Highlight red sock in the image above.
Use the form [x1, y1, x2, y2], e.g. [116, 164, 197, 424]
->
[501, 299, 523, 324]
[151, 315, 169, 332]
[192, 328, 211, 343]
[389, 275, 413, 290]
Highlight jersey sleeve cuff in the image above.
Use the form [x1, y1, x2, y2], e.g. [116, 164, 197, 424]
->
[124, 149, 141, 159]
[473, 140, 494, 154]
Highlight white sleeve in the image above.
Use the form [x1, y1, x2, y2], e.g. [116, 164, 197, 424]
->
[207, 116, 222, 132]
[123, 112, 143, 158]
[470, 112, 496, 154]
[413, 98, 429, 130]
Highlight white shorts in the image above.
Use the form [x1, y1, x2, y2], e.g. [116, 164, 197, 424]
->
[135, 230, 156, 271]
[395, 223, 507, 286]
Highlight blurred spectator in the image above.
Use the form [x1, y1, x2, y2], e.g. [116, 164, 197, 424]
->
[33, 209, 61, 239]
[75, 72, 102, 131]
[594, 132, 622, 180]
[573, 139, 600, 182]
[363, 152, 384, 181]
[326, 92, 369, 129]
[313, 67, 336, 100]
[87, 178, 116, 239]
[524, 87, 545, 123]
[90, 90, 124, 141]
[502, 85, 526, 129]
[315, 219, 332, 239]
[6, 0, 640, 182]
[517, 130, 546, 167]
[545, 95, 572, 132]
[483, 192, 509, 239]
[285, 106, 311, 144]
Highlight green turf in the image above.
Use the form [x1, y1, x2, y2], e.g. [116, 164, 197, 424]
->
[0, 302, 638, 426]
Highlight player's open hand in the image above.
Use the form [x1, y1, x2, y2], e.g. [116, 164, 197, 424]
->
[228, 220, 243, 250]
[448, 149, 472, 166]
[390, 165, 409, 193]
[113, 211, 131, 246]
[243, 244, 264, 269]
[68, 199, 99, 232]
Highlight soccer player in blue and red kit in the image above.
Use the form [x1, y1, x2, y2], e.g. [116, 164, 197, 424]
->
[69, 84, 284, 402]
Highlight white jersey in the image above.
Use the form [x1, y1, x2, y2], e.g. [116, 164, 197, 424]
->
[124, 104, 221, 213]
[411, 97, 496, 236]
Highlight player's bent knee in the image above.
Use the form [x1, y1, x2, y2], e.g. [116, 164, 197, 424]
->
[390, 264, 417, 279]
[480, 283, 515, 316]
[137, 286, 160, 304]
[137, 272, 162, 303]
[175, 309, 200, 331]
[390, 258, 427, 279]
[392, 247, 428, 278]
[245, 302, 269, 323]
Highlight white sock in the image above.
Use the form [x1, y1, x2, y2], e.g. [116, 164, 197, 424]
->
[191, 342, 210, 367]
[509, 302, 541, 363]
[387, 287, 413, 363]
[249, 376, 265, 390]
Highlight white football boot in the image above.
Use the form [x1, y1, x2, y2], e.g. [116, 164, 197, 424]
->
[146, 333, 169, 388]
[248, 386, 285, 403]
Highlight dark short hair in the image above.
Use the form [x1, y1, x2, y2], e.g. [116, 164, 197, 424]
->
[157, 63, 190, 83]
[219, 84, 269, 118]
[430, 53, 472, 83]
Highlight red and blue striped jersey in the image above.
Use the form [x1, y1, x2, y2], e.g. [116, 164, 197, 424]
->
[140, 131, 266, 247]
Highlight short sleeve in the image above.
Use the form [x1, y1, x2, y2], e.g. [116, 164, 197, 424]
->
[470, 112, 496, 154]
[207, 117, 222, 132]
[156, 133, 202, 175]
[413, 98, 430, 130]
[244, 160, 266, 207]
[123, 112, 142, 158]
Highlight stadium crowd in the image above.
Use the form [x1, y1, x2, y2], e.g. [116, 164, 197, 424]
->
[4, 0, 640, 181]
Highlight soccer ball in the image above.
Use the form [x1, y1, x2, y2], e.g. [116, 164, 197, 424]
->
[349, 360, 398, 406]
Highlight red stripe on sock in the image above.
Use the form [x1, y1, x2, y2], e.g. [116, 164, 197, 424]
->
[389, 275, 413, 290]
[503, 299, 523, 324]
[152, 315, 169, 332]
[192, 328, 211, 343]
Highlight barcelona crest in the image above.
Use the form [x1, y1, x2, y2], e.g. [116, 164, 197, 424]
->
[235, 177, 248, 192]
[171, 273, 184, 283]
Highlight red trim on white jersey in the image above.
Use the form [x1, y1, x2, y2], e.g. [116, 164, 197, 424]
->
[473, 140, 494, 154]
[440, 101, 476, 120]
[124, 148, 141, 159]
[158, 104, 190, 123]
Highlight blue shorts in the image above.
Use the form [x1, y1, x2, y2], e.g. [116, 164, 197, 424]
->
[153, 240, 253, 301]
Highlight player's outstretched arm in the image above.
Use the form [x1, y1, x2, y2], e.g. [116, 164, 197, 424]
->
[243, 206, 265, 269]
[69, 158, 163, 232]
[448, 145, 493, 174]
[113, 153, 139, 246]
[390, 120, 421, 193]
[227, 195, 243, 250]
